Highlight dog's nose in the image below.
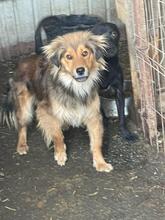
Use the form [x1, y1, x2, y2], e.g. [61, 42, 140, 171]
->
[76, 67, 85, 75]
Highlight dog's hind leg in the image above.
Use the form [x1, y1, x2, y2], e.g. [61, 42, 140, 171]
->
[14, 82, 34, 155]
[36, 103, 67, 166]
[1, 80, 34, 154]
[86, 114, 113, 172]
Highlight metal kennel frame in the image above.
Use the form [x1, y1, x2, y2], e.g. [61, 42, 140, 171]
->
[133, 0, 165, 152]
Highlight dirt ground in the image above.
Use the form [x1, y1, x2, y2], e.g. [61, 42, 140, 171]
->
[0, 42, 165, 220]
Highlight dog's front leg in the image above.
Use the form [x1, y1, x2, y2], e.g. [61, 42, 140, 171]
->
[36, 103, 67, 166]
[53, 129, 67, 166]
[86, 114, 113, 172]
[17, 126, 29, 155]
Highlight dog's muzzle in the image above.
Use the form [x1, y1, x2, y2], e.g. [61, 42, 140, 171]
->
[74, 67, 88, 82]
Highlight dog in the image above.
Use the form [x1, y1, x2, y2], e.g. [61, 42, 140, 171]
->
[1, 31, 113, 172]
[34, 15, 137, 141]
[92, 23, 137, 140]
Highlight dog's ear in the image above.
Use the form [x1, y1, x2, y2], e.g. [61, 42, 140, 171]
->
[50, 54, 60, 67]
[42, 39, 65, 67]
[87, 33, 108, 60]
[94, 47, 104, 60]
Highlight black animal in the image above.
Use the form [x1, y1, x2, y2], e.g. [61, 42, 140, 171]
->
[35, 14, 103, 54]
[92, 23, 137, 140]
[35, 14, 137, 141]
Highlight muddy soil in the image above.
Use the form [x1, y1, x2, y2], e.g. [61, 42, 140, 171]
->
[0, 42, 165, 220]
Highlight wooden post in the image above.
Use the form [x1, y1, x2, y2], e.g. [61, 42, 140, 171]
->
[115, 0, 157, 144]
[133, 0, 157, 144]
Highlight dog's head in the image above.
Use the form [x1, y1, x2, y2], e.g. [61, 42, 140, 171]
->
[92, 22, 120, 58]
[43, 31, 107, 84]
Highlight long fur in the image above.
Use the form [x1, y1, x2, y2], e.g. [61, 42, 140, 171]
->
[0, 79, 17, 128]
[34, 16, 137, 141]
[42, 31, 107, 105]
[1, 31, 113, 172]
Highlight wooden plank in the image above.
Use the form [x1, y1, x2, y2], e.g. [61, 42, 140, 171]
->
[0, 2, 7, 60]
[69, 0, 89, 14]
[12, 0, 35, 55]
[32, 0, 52, 27]
[88, 0, 107, 20]
[133, 0, 157, 143]
[0, 0, 18, 59]
[13, 0, 34, 42]
[106, 0, 118, 22]
[115, 0, 127, 22]
[50, 0, 70, 15]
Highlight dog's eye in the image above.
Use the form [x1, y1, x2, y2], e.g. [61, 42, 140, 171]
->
[82, 50, 88, 57]
[66, 54, 73, 60]
[111, 32, 117, 38]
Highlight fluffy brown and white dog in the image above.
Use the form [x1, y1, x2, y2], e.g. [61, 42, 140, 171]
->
[1, 31, 113, 172]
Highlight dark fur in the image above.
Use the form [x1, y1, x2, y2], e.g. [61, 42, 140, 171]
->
[92, 23, 137, 140]
[34, 15, 137, 141]
[0, 31, 114, 172]
[35, 14, 103, 54]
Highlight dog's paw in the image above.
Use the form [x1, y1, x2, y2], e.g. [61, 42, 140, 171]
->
[54, 151, 67, 166]
[17, 144, 29, 155]
[120, 129, 138, 142]
[94, 161, 113, 173]
[122, 132, 138, 142]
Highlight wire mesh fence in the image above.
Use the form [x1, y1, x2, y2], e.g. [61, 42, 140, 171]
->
[133, 0, 165, 152]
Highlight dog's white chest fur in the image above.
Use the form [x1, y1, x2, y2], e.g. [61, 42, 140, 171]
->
[51, 101, 92, 127]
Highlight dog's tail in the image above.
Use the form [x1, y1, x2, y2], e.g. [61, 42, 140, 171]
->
[0, 79, 17, 128]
